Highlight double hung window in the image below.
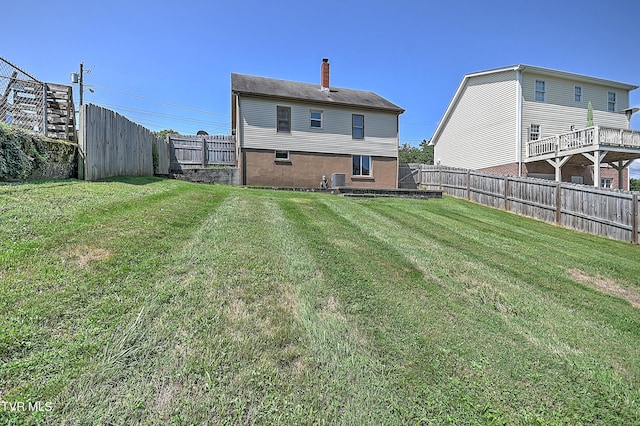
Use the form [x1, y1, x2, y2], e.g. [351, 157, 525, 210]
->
[535, 80, 546, 102]
[352, 114, 364, 139]
[277, 106, 291, 133]
[352, 155, 371, 176]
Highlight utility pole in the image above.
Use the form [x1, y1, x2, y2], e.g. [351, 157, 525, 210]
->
[79, 62, 84, 106]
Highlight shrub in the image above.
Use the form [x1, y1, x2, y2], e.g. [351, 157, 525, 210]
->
[0, 124, 49, 179]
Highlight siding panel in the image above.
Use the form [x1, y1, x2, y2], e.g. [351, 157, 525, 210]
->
[239, 97, 398, 157]
[522, 72, 630, 112]
[435, 70, 517, 169]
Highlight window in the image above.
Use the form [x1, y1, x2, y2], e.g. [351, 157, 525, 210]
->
[535, 80, 546, 102]
[608, 92, 616, 112]
[277, 106, 291, 133]
[310, 110, 322, 128]
[529, 124, 540, 141]
[601, 178, 613, 188]
[352, 114, 364, 139]
[571, 176, 584, 184]
[275, 150, 289, 161]
[352, 155, 371, 176]
[574, 86, 582, 102]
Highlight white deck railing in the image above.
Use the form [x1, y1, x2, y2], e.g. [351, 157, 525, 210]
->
[527, 126, 640, 158]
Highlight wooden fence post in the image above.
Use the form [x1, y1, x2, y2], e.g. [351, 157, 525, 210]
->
[504, 176, 510, 211]
[438, 165, 442, 191]
[555, 182, 562, 224]
[467, 169, 471, 200]
[633, 193, 638, 244]
[201, 137, 207, 167]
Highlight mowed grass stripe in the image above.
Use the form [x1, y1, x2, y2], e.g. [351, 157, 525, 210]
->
[1, 182, 640, 425]
[319, 195, 640, 423]
[277, 194, 479, 423]
[2, 179, 230, 425]
[268, 194, 413, 424]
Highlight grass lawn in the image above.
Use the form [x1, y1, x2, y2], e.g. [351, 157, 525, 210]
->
[1, 177, 639, 425]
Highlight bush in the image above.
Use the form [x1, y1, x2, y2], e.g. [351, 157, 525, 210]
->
[0, 124, 49, 179]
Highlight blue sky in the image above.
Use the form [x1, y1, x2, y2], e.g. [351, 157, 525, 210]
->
[3, 0, 640, 176]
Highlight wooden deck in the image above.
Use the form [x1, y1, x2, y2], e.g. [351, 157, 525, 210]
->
[526, 126, 640, 164]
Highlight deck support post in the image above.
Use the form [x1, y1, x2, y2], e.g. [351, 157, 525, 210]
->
[546, 155, 571, 183]
[583, 151, 608, 188]
[607, 159, 632, 190]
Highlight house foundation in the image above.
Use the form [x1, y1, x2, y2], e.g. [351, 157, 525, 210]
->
[241, 149, 398, 188]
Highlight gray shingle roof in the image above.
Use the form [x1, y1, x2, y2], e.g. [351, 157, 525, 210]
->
[231, 73, 404, 113]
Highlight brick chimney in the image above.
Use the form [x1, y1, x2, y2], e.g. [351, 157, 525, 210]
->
[321, 58, 330, 91]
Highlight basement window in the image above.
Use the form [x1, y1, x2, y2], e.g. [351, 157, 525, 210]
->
[275, 150, 289, 161]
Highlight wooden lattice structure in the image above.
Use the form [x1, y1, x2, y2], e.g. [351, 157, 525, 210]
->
[0, 57, 76, 142]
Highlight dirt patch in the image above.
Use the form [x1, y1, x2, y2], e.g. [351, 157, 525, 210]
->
[64, 245, 111, 266]
[321, 295, 346, 322]
[227, 297, 247, 320]
[570, 268, 640, 308]
[154, 382, 181, 412]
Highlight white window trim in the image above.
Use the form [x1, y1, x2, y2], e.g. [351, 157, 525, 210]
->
[535, 80, 546, 102]
[574, 86, 582, 103]
[352, 154, 372, 177]
[529, 124, 540, 141]
[608, 91, 616, 112]
[275, 150, 290, 161]
[276, 106, 291, 133]
[310, 109, 323, 129]
[352, 114, 365, 139]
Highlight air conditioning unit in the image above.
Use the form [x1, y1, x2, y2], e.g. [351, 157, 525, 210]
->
[331, 173, 346, 188]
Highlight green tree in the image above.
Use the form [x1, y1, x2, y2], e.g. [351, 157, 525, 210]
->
[155, 129, 179, 139]
[631, 178, 640, 192]
[398, 139, 434, 164]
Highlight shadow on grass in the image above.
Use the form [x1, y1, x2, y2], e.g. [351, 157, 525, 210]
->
[1, 176, 170, 192]
[0, 179, 82, 192]
[99, 176, 167, 186]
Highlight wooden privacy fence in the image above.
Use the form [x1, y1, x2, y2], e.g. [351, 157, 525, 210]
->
[79, 104, 161, 180]
[169, 134, 235, 171]
[418, 165, 639, 244]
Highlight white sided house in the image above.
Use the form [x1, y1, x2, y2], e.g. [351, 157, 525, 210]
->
[231, 59, 404, 188]
[431, 65, 640, 189]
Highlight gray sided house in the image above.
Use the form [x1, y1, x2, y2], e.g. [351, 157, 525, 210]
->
[231, 59, 404, 188]
[431, 65, 640, 189]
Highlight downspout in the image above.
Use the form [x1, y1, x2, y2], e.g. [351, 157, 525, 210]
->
[516, 68, 523, 177]
[396, 113, 400, 189]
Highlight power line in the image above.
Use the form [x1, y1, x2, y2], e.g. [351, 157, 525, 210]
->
[97, 102, 230, 127]
[84, 83, 231, 118]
